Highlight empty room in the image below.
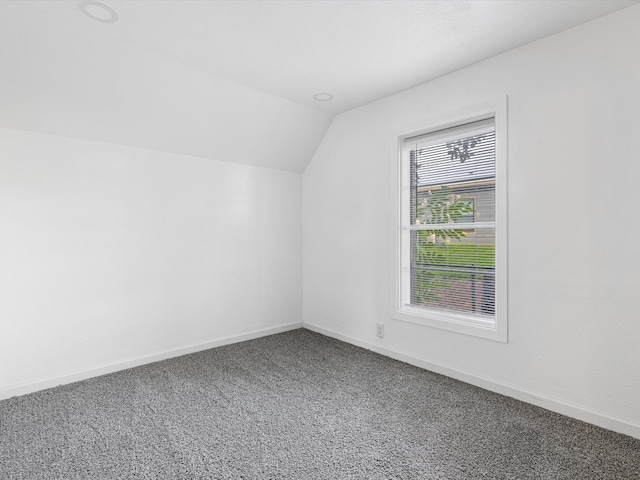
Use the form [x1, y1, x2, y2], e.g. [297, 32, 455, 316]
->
[1, 1, 639, 478]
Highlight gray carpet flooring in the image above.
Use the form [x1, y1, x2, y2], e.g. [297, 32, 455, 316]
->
[1, 329, 639, 479]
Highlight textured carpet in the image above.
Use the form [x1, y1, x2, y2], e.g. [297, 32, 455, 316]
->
[1, 329, 639, 479]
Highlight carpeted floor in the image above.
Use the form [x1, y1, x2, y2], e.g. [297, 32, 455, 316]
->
[1, 329, 639, 479]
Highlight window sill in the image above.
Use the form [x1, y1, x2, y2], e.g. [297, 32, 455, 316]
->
[392, 306, 507, 342]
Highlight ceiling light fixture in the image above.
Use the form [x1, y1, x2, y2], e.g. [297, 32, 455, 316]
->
[313, 92, 334, 102]
[78, 0, 119, 24]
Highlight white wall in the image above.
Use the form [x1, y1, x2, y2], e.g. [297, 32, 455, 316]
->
[303, 6, 640, 437]
[0, 128, 302, 397]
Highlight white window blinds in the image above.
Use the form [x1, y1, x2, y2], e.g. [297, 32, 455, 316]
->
[400, 118, 496, 322]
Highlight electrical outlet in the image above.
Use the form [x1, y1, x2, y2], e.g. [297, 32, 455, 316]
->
[376, 323, 385, 338]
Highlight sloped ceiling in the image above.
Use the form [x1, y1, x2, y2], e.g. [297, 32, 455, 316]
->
[0, 0, 637, 173]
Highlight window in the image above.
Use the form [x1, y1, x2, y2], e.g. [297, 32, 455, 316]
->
[394, 98, 507, 342]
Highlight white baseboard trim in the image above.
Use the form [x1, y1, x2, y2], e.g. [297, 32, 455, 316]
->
[303, 323, 640, 440]
[0, 322, 303, 401]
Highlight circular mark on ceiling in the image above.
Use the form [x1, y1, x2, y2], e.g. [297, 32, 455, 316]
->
[313, 92, 334, 102]
[78, 0, 119, 24]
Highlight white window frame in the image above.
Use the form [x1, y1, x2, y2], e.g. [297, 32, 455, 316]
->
[391, 97, 508, 342]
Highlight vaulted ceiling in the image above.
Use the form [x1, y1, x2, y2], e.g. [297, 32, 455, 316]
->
[1, 0, 637, 172]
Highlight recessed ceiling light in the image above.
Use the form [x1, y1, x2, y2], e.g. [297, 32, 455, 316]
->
[313, 92, 334, 102]
[78, 0, 119, 24]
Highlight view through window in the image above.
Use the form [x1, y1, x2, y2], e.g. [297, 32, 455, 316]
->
[402, 118, 496, 320]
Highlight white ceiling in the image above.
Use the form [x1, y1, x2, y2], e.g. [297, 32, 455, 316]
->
[0, 0, 637, 172]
